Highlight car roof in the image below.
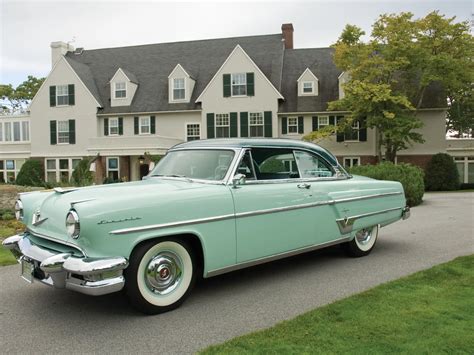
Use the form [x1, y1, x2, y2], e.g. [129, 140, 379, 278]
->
[172, 138, 339, 166]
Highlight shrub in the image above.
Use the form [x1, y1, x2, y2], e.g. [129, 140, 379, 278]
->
[424, 153, 460, 191]
[15, 159, 45, 187]
[2, 212, 14, 220]
[71, 158, 94, 186]
[349, 162, 425, 207]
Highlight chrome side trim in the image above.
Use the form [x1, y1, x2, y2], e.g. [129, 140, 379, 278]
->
[206, 236, 352, 277]
[336, 207, 403, 234]
[70, 198, 96, 206]
[110, 192, 404, 235]
[26, 229, 88, 257]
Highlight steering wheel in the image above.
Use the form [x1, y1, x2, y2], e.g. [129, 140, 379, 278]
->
[214, 165, 228, 180]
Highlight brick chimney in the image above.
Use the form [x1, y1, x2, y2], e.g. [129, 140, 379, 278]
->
[50, 41, 74, 68]
[281, 23, 294, 49]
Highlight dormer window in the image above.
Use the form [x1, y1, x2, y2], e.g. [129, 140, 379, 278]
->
[302, 82, 314, 94]
[231, 73, 247, 96]
[114, 82, 126, 98]
[173, 78, 185, 100]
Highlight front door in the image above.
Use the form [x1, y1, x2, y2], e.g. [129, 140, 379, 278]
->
[139, 163, 149, 180]
[231, 148, 328, 263]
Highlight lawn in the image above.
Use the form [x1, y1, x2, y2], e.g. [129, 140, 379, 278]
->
[202, 255, 474, 354]
[0, 219, 24, 266]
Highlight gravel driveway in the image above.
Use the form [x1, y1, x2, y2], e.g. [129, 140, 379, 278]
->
[0, 192, 473, 354]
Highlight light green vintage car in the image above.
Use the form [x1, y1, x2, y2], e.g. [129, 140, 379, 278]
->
[3, 139, 410, 314]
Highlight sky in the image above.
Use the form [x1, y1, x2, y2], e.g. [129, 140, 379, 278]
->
[0, 0, 471, 87]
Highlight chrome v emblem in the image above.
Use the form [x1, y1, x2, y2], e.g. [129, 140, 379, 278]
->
[32, 217, 48, 226]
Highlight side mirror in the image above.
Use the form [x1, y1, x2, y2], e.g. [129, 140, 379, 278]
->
[232, 173, 246, 188]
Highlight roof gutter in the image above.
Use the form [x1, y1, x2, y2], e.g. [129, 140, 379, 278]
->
[96, 109, 202, 116]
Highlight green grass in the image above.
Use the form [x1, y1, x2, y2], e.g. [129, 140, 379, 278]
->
[201, 255, 474, 354]
[0, 219, 24, 266]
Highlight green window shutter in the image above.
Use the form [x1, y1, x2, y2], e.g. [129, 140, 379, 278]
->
[134, 117, 139, 135]
[359, 118, 367, 141]
[240, 112, 249, 137]
[68, 119, 76, 144]
[230, 112, 238, 137]
[329, 116, 336, 126]
[150, 116, 156, 134]
[223, 74, 231, 97]
[104, 118, 109, 136]
[312, 116, 318, 131]
[118, 117, 123, 135]
[49, 86, 56, 107]
[50, 120, 57, 145]
[207, 113, 215, 138]
[68, 84, 75, 105]
[298, 116, 304, 134]
[264, 111, 272, 137]
[282, 117, 288, 134]
[246, 73, 254, 96]
[336, 116, 345, 142]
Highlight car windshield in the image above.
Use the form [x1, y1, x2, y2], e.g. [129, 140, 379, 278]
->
[150, 149, 235, 181]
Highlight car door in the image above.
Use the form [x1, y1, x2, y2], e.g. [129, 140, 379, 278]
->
[230, 148, 321, 263]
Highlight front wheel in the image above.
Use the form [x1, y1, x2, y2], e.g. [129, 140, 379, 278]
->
[125, 239, 196, 314]
[343, 225, 379, 257]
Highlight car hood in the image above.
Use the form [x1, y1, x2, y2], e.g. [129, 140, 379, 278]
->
[25, 178, 226, 244]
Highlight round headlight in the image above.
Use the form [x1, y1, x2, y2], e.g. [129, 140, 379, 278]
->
[66, 210, 80, 239]
[15, 200, 24, 221]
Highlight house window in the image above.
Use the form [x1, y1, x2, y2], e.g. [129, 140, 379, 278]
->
[343, 157, 360, 168]
[4, 122, 11, 141]
[115, 82, 126, 98]
[302, 81, 314, 94]
[287, 117, 298, 134]
[173, 78, 185, 100]
[56, 85, 69, 105]
[345, 121, 360, 141]
[186, 124, 200, 141]
[455, 157, 474, 183]
[140, 117, 150, 134]
[5, 160, 15, 183]
[108, 118, 119, 136]
[21, 122, 29, 141]
[45, 158, 81, 183]
[215, 114, 230, 138]
[107, 157, 120, 181]
[318, 116, 329, 128]
[57, 120, 70, 144]
[249, 112, 264, 137]
[231, 73, 246, 96]
[0, 159, 24, 183]
[13, 122, 21, 141]
[0, 123, 2, 142]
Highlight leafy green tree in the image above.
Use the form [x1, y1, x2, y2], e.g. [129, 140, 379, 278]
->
[306, 12, 473, 162]
[0, 75, 45, 114]
[15, 159, 45, 187]
[71, 158, 94, 186]
[447, 89, 474, 138]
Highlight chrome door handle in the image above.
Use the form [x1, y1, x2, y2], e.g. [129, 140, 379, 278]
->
[297, 183, 311, 189]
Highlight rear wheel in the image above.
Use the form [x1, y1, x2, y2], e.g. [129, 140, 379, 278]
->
[343, 225, 378, 257]
[125, 238, 196, 314]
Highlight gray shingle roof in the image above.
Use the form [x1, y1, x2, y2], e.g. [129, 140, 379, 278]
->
[65, 34, 284, 114]
[279, 48, 342, 113]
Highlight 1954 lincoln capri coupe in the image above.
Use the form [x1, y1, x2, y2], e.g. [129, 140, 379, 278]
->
[3, 139, 410, 314]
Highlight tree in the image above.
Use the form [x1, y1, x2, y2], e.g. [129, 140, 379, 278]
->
[15, 159, 45, 187]
[306, 12, 474, 162]
[0, 75, 45, 114]
[447, 88, 474, 138]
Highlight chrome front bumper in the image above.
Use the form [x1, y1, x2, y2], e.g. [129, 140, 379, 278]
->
[2, 234, 128, 296]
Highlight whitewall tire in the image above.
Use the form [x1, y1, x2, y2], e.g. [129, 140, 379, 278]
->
[125, 238, 197, 314]
[343, 225, 379, 257]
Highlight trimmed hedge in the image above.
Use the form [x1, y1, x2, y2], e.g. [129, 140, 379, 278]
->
[15, 159, 45, 187]
[424, 153, 460, 191]
[349, 162, 424, 207]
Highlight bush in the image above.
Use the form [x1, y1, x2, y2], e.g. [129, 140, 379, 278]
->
[71, 158, 94, 186]
[349, 162, 425, 207]
[0, 208, 14, 220]
[424, 153, 460, 191]
[15, 159, 45, 187]
[2, 212, 14, 220]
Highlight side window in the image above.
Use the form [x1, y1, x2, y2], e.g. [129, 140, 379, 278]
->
[294, 150, 334, 178]
[252, 148, 299, 180]
[236, 150, 256, 180]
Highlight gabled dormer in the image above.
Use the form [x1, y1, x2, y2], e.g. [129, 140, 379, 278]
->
[168, 64, 195, 103]
[338, 71, 350, 99]
[297, 68, 319, 96]
[109, 68, 138, 107]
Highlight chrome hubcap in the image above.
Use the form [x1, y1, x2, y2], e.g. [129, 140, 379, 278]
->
[145, 251, 183, 295]
[355, 228, 372, 245]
